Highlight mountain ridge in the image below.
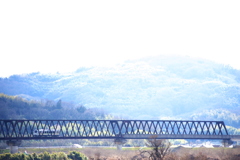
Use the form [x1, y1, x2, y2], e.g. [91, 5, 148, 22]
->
[1, 55, 240, 124]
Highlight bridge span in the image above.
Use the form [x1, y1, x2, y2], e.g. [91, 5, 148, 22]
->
[0, 119, 231, 140]
[1, 119, 239, 153]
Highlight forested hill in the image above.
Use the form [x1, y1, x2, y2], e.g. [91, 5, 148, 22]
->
[0, 93, 106, 120]
[0, 55, 240, 127]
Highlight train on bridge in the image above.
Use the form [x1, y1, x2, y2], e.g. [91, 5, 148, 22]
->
[33, 129, 60, 137]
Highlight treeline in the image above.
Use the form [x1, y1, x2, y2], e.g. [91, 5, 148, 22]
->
[0, 151, 87, 160]
[190, 109, 240, 128]
[0, 93, 107, 120]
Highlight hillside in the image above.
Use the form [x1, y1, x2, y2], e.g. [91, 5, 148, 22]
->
[0, 55, 240, 126]
[0, 93, 106, 120]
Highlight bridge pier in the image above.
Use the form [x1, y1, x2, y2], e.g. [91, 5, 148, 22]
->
[237, 141, 240, 145]
[6, 140, 21, 154]
[114, 138, 126, 150]
[222, 139, 233, 147]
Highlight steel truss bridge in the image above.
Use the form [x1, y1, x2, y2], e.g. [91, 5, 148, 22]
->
[0, 120, 235, 141]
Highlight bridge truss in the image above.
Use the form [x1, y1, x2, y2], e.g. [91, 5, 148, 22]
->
[0, 120, 230, 140]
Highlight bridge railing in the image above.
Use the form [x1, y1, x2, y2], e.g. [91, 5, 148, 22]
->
[0, 120, 229, 140]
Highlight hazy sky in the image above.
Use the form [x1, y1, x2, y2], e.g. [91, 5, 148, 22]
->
[1, 0, 240, 77]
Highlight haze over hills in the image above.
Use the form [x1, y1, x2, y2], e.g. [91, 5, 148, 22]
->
[1, 55, 240, 126]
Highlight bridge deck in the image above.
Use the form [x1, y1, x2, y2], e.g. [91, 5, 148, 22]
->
[122, 134, 232, 140]
[0, 120, 231, 140]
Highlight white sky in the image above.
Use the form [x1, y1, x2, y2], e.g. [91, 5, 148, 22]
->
[0, 0, 240, 77]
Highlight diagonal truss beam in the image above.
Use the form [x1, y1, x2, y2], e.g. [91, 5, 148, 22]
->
[0, 120, 229, 140]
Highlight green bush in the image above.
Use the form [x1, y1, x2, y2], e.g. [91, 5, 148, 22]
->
[0, 153, 11, 160]
[41, 152, 51, 160]
[0, 153, 27, 160]
[51, 153, 58, 160]
[0, 151, 88, 160]
[57, 152, 68, 160]
[68, 151, 88, 160]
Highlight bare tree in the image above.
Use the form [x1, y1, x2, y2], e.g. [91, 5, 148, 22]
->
[139, 135, 171, 160]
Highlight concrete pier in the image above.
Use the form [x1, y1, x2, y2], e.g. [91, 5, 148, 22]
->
[222, 139, 233, 147]
[114, 138, 126, 150]
[6, 140, 21, 154]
